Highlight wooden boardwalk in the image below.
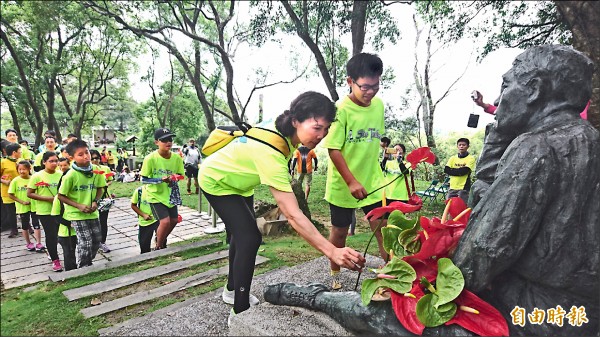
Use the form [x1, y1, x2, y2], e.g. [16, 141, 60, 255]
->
[0, 197, 216, 290]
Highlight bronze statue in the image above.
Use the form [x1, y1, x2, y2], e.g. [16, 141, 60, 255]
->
[266, 45, 600, 336]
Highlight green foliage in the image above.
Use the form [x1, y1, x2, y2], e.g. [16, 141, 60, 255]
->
[415, 1, 571, 60]
[433, 258, 464, 309]
[416, 293, 457, 327]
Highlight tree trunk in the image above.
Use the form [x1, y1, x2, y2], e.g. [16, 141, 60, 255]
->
[281, 0, 339, 101]
[2, 94, 22, 138]
[351, 0, 368, 56]
[554, 1, 600, 131]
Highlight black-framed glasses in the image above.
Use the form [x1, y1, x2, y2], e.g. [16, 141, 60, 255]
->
[353, 80, 379, 92]
[159, 137, 173, 143]
[91, 157, 100, 160]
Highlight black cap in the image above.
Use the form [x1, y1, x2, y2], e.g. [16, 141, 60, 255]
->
[154, 128, 176, 140]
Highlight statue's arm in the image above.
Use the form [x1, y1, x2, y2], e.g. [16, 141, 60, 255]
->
[453, 136, 553, 291]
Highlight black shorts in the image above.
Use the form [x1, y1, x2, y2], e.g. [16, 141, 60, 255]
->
[149, 203, 178, 221]
[185, 165, 199, 178]
[329, 200, 389, 228]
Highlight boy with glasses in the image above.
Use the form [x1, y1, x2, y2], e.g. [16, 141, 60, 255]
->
[140, 128, 185, 250]
[322, 52, 388, 289]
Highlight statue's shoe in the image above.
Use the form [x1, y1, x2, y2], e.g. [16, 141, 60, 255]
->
[263, 282, 328, 308]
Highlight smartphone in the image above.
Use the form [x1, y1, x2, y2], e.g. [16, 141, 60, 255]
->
[385, 147, 397, 154]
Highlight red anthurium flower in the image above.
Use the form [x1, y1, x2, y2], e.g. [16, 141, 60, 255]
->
[406, 147, 436, 170]
[177, 214, 183, 223]
[411, 228, 464, 261]
[408, 194, 423, 207]
[35, 181, 50, 187]
[446, 289, 509, 336]
[446, 197, 466, 219]
[170, 174, 185, 181]
[92, 170, 105, 175]
[105, 172, 115, 178]
[364, 201, 421, 222]
[402, 257, 438, 283]
[391, 283, 426, 335]
[1, 175, 9, 180]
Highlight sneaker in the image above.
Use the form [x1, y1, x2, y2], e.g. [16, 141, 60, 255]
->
[26, 243, 35, 251]
[222, 286, 260, 306]
[35, 243, 46, 252]
[330, 270, 342, 290]
[100, 243, 111, 253]
[227, 308, 236, 328]
[52, 259, 63, 272]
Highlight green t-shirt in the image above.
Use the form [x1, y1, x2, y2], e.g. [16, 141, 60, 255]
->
[51, 196, 76, 237]
[21, 144, 33, 161]
[384, 160, 411, 202]
[27, 170, 63, 215]
[140, 151, 185, 206]
[199, 124, 295, 197]
[322, 96, 385, 208]
[8, 176, 31, 214]
[34, 150, 60, 168]
[446, 154, 476, 190]
[58, 168, 107, 221]
[131, 186, 156, 227]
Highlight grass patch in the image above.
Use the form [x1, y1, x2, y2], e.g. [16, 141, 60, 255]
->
[1, 173, 447, 336]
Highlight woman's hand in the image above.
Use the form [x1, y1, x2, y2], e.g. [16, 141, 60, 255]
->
[329, 247, 366, 271]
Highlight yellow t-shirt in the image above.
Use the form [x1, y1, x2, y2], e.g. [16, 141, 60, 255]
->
[58, 168, 107, 220]
[1, 158, 18, 203]
[199, 124, 295, 197]
[384, 159, 411, 202]
[131, 186, 156, 227]
[27, 170, 63, 215]
[446, 154, 476, 190]
[140, 151, 185, 206]
[322, 96, 385, 208]
[8, 176, 31, 214]
[51, 196, 76, 237]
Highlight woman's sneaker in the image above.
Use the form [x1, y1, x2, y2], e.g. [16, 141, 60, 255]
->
[227, 308, 236, 328]
[35, 243, 46, 252]
[52, 259, 63, 272]
[222, 286, 260, 306]
[100, 243, 111, 253]
[26, 243, 35, 251]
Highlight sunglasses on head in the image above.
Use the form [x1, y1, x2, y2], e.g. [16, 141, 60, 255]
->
[159, 137, 173, 143]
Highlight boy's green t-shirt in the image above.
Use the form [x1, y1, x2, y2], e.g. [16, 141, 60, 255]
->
[140, 151, 185, 206]
[58, 168, 107, 221]
[51, 196, 76, 237]
[27, 170, 63, 215]
[322, 96, 386, 208]
[199, 124, 295, 197]
[131, 186, 156, 227]
[384, 159, 411, 202]
[8, 176, 31, 214]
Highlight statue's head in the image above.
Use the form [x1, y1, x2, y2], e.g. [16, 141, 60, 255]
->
[495, 45, 593, 133]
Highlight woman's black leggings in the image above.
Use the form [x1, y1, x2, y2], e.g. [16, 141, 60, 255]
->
[203, 192, 260, 314]
[100, 210, 109, 243]
[38, 215, 59, 261]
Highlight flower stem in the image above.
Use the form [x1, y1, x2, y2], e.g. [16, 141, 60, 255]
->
[354, 217, 385, 291]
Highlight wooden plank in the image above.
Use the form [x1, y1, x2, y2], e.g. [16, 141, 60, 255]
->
[80, 255, 268, 318]
[63, 250, 229, 301]
[48, 238, 221, 282]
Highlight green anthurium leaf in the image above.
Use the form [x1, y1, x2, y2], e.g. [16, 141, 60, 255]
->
[388, 210, 418, 230]
[433, 258, 464, 309]
[416, 293, 457, 327]
[361, 258, 417, 306]
[382, 226, 405, 257]
[398, 227, 422, 254]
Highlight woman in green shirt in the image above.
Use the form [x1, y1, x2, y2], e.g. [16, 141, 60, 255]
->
[199, 91, 366, 322]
